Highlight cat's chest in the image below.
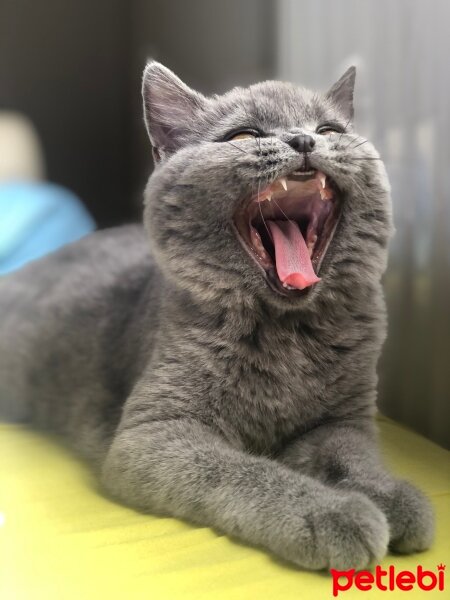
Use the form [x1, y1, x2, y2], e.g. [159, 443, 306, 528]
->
[210, 329, 338, 453]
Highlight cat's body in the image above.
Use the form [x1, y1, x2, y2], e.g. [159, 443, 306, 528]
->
[0, 63, 434, 570]
[0, 226, 155, 455]
[0, 223, 381, 459]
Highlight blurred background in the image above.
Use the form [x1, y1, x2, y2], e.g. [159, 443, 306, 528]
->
[0, 0, 448, 447]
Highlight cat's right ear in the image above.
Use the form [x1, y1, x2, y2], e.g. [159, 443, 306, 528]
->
[326, 66, 356, 122]
[142, 61, 207, 162]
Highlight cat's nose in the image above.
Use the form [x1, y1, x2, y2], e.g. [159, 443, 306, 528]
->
[288, 134, 316, 153]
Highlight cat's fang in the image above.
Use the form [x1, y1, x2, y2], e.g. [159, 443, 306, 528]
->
[255, 186, 274, 203]
[256, 178, 288, 202]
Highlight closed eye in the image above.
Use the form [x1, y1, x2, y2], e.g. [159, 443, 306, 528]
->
[316, 122, 346, 135]
[222, 128, 264, 141]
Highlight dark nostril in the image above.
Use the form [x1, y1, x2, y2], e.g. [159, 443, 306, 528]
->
[288, 134, 316, 153]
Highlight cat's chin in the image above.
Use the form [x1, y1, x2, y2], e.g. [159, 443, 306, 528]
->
[233, 169, 342, 299]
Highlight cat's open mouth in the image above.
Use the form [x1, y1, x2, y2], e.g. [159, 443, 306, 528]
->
[233, 170, 341, 296]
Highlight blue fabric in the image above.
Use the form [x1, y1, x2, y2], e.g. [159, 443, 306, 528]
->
[0, 182, 95, 275]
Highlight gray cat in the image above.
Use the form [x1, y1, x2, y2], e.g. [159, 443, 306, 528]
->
[0, 62, 434, 570]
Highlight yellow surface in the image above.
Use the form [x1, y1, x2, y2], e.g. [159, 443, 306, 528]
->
[1, 416, 449, 600]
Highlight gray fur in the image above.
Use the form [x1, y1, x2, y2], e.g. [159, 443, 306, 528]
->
[0, 62, 433, 570]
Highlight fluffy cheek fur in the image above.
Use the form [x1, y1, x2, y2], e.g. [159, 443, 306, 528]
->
[311, 142, 393, 299]
[144, 134, 393, 310]
[144, 139, 295, 306]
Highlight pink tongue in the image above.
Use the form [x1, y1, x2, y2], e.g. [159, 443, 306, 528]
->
[268, 220, 320, 290]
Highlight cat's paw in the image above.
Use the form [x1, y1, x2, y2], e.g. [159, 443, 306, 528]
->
[388, 481, 434, 554]
[313, 492, 389, 570]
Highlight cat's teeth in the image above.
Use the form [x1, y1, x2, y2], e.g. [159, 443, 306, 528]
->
[307, 235, 317, 257]
[319, 173, 326, 188]
[256, 187, 273, 202]
[250, 225, 269, 260]
[319, 186, 333, 201]
[279, 178, 288, 191]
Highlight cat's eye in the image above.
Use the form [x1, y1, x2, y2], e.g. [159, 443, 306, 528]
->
[316, 123, 344, 136]
[225, 129, 260, 141]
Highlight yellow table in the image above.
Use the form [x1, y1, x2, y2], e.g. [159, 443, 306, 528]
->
[1, 416, 449, 599]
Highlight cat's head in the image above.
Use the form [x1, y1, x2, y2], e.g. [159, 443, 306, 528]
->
[142, 62, 392, 312]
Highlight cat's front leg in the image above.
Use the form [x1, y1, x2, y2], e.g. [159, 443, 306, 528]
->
[101, 416, 389, 570]
[278, 420, 434, 554]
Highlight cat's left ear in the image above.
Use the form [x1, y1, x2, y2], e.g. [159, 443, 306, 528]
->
[326, 66, 356, 122]
[142, 61, 207, 162]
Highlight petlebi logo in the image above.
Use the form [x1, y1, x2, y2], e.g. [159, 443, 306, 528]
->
[331, 563, 446, 596]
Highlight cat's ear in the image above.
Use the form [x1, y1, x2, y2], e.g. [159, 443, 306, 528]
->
[142, 61, 207, 162]
[326, 66, 356, 122]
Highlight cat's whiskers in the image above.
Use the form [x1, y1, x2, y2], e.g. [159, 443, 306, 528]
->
[271, 197, 296, 227]
[351, 139, 370, 151]
[226, 141, 249, 155]
[258, 191, 273, 244]
[351, 157, 383, 161]
[337, 117, 353, 146]
[344, 135, 367, 152]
